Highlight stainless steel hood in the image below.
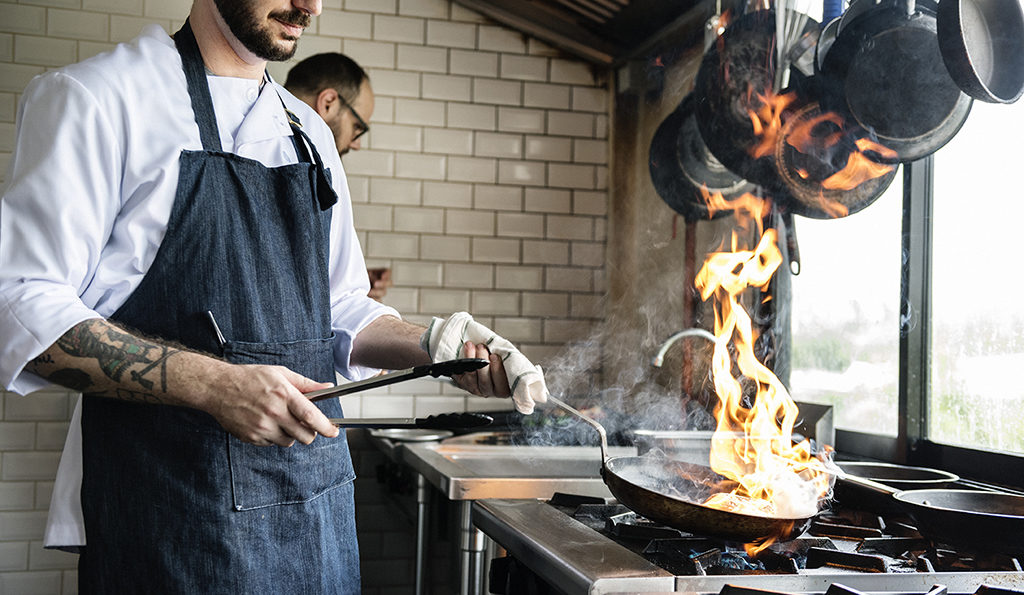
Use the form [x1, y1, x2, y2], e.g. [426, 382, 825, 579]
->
[453, 0, 707, 66]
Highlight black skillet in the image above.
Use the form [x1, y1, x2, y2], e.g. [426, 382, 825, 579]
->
[937, 0, 1024, 103]
[839, 471, 1024, 552]
[650, 94, 755, 222]
[773, 101, 899, 219]
[695, 9, 795, 191]
[818, 0, 973, 162]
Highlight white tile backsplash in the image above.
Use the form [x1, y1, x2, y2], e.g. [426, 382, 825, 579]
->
[473, 184, 522, 211]
[47, 10, 109, 42]
[474, 131, 522, 158]
[393, 97, 446, 126]
[477, 25, 526, 54]
[373, 14, 425, 44]
[396, 43, 446, 72]
[421, 73, 471, 101]
[525, 187, 572, 213]
[497, 159, 544, 185]
[425, 19, 475, 48]
[399, 0, 448, 18]
[424, 127, 473, 155]
[447, 155, 497, 183]
[523, 82, 570, 109]
[446, 102, 496, 130]
[449, 49, 498, 77]
[423, 181, 473, 208]
[497, 107, 545, 134]
[0, 1, 609, 588]
[13, 36, 76, 67]
[499, 54, 547, 81]
[525, 135, 571, 162]
[395, 152, 446, 179]
[319, 9, 373, 39]
[471, 78, 521, 106]
[369, 123, 424, 152]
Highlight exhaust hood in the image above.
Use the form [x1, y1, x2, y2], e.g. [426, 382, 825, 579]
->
[453, 0, 707, 66]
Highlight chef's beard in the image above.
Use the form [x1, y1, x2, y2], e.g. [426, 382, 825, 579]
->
[213, 0, 310, 61]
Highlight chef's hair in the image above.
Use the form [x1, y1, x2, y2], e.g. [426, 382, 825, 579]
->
[284, 53, 368, 104]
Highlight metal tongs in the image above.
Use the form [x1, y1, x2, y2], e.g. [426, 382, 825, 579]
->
[307, 357, 494, 430]
[305, 357, 489, 402]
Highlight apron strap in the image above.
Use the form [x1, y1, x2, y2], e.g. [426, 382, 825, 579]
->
[173, 19, 223, 152]
[278, 96, 338, 211]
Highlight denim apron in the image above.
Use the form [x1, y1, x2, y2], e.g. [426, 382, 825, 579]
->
[78, 20, 360, 594]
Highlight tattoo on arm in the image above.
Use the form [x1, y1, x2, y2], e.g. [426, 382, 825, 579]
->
[28, 319, 184, 403]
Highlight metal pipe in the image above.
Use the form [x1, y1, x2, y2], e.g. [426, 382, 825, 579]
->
[650, 328, 720, 367]
[459, 501, 487, 595]
[414, 473, 429, 595]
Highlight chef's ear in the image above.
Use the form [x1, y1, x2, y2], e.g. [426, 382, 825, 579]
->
[314, 87, 339, 119]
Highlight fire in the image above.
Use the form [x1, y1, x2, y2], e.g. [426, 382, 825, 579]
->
[694, 194, 835, 555]
[748, 91, 798, 159]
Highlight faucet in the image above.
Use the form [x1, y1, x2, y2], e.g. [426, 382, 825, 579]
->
[651, 328, 720, 367]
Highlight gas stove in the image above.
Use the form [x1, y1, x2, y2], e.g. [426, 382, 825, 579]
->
[473, 493, 1024, 595]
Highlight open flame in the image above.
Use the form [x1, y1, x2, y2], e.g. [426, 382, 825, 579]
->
[694, 191, 835, 554]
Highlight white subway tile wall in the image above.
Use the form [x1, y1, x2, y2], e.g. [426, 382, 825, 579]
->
[0, 0, 609, 591]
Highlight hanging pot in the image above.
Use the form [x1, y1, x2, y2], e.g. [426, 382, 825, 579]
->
[695, 9, 797, 190]
[818, 0, 973, 162]
[773, 102, 899, 219]
[936, 0, 1024, 103]
[649, 94, 755, 222]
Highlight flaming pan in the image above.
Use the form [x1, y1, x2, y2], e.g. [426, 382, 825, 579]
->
[548, 396, 815, 544]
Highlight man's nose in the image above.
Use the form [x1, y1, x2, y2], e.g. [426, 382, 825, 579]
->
[293, 0, 322, 16]
[350, 138, 362, 151]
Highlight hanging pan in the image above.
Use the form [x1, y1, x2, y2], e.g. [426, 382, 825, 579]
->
[818, 0, 973, 162]
[650, 94, 755, 222]
[695, 9, 797, 191]
[937, 0, 1024, 103]
[774, 102, 898, 219]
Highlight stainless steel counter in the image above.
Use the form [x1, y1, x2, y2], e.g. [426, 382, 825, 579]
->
[395, 437, 636, 595]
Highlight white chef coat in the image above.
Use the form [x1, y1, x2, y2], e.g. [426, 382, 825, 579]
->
[0, 25, 399, 549]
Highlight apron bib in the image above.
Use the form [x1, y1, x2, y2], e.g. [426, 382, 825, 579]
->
[78, 20, 360, 594]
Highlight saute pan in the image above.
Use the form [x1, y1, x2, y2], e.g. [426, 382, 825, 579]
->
[839, 472, 1024, 552]
[937, 0, 1024, 103]
[549, 396, 816, 544]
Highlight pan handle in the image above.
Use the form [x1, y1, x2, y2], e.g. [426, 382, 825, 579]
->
[547, 395, 609, 462]
[833, 471, 900, 496]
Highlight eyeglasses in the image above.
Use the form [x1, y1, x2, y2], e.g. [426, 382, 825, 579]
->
[337, 93, 369, 141]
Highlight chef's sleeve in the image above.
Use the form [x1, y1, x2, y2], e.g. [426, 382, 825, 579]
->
[0, 72, 119, 394]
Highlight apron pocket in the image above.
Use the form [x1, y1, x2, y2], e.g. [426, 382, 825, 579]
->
[223, 335, 356, 511]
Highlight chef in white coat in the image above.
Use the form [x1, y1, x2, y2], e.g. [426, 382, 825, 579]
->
[0, 0, 545, 590]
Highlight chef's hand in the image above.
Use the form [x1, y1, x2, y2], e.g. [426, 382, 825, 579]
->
[204, 364, 340, 447]
[450, 341, 511, 398]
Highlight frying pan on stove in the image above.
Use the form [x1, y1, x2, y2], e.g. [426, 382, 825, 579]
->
[550, 396, 816, 544]
[839, 472, 1024, 552]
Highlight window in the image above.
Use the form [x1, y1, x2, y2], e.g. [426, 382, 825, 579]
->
[930, 100, 1024, 455]
[789, 174, 903, 436]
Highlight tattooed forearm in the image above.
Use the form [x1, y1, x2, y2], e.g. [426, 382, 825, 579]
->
[55, 320, 177, 390]
[27, 318, 185, 403]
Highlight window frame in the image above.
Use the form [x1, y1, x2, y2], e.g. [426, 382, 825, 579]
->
[832, 157, 1024, 488]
